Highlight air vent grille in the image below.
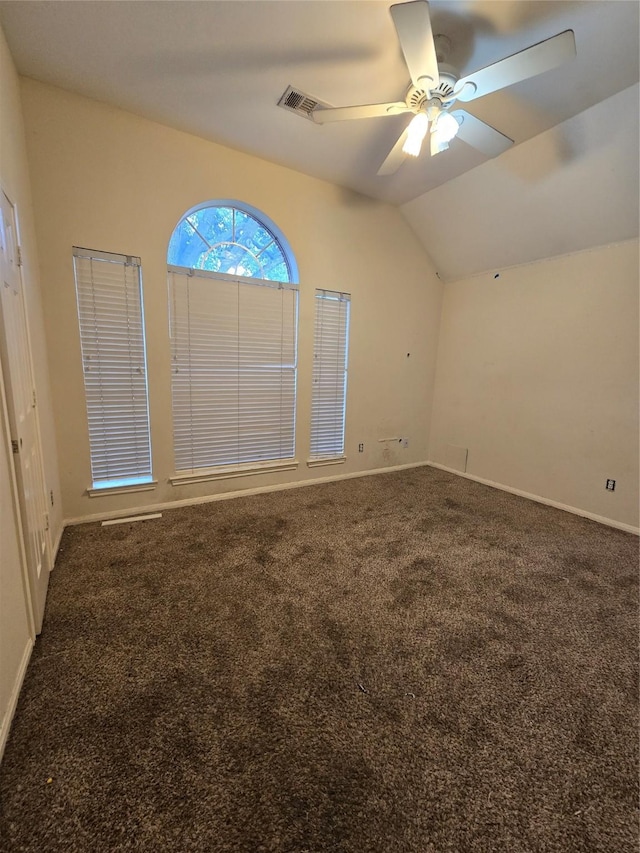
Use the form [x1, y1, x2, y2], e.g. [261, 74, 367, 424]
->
[278, 86, 329, 121]
[285, 91, 317, 114]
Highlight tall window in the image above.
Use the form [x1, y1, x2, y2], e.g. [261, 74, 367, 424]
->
[167, 202, 298, 476]
[310, 290, 350, 461]
[73, 248, 152, 490]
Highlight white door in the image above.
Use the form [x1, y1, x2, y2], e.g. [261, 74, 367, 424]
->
[0, 190, 51, 633]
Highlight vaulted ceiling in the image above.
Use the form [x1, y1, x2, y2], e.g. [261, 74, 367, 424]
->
[1, 0, 638, 279]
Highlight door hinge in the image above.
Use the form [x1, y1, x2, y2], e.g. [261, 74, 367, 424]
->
[32, 389, 37, 408]
[11, 439, 19, 454]
[16, 245, 23, 267]
[45, 513, 50, 532]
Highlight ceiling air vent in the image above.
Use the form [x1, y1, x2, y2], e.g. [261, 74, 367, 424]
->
[278, 86, 328, 121]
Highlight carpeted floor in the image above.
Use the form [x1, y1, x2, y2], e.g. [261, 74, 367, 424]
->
[0, 466, 638, 852]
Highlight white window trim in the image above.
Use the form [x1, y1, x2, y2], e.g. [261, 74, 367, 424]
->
[166, 264, 298, 291]
[170, 459, 299, 486]
[88, 480, 158, 498]
[306, 456, 346, 468]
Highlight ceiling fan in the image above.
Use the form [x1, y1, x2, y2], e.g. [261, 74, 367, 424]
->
[311, 0, 576, 175]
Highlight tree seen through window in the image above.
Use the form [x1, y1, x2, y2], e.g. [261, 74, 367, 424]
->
[167, 204, 291, 282]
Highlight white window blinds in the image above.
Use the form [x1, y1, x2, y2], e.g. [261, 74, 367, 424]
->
[310, 289, 350, 459]
[168, 268, 298, 472]
[73, 248, 152, 489]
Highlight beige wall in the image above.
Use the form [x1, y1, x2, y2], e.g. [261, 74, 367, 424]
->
[20, 79, 443, 522]
[0, 25, 61, 754]
[429, 240, 640, 529]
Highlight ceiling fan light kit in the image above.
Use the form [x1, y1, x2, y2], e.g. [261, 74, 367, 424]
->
[402, 113, 429, 156]
[291, 0, 576, 176]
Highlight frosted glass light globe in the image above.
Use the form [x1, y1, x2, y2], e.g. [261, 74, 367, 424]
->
[435, 112, 459, 143]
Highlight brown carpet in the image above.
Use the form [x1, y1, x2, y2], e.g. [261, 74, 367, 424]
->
[0, 466, 638, 852]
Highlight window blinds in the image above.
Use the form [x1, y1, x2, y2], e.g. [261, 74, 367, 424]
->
[168, 268, 298, 472]
[310, 289, 350, 459]
[73, 248, 152, 488]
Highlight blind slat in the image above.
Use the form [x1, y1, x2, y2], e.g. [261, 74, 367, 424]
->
[310, 290, 350, 459]
[169, 269, 298, 472]
[73, 250, 152, 487]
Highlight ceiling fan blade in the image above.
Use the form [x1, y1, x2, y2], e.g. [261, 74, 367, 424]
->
[390, 1, 439, 93]
[455, 30, 576, 103]
[313, 102, 410, 124]
[377, 126, 412, 176]
[451, 110, 514, 157]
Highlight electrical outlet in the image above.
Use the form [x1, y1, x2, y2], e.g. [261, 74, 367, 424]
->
[358, 443, 364, 453]
[606, 479, 616, 491]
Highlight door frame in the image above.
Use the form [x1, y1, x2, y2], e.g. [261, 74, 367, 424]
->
[0, 187, 52, 633]
[0, 355, 36, 639]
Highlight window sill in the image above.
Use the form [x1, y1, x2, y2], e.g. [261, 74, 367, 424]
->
[306, 456, 346, 468]
[87, 480, 157, 498]
[170, 459, 299, 486]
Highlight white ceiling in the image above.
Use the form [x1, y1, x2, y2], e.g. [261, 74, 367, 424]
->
[0, 0, 638, 208]
[402, 82, 640, 280]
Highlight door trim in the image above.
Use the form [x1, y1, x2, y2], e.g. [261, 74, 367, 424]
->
[0, 187, 51, 632]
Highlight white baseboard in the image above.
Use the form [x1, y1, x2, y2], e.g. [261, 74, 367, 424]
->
[428, 462, 640, 535]
[63, 461, 430, 526]
[0, 638, 34, 764]
[63, 460, 639, 535]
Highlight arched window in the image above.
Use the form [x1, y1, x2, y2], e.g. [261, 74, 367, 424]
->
[167, 201, 297, 283]
[167, 201, 299, 479]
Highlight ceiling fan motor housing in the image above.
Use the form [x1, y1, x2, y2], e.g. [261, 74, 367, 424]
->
[407, 67, 459, 116]
[432, 67, 458, 101]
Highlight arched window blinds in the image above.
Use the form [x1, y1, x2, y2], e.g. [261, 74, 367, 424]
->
[167, 202, 298, 476]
